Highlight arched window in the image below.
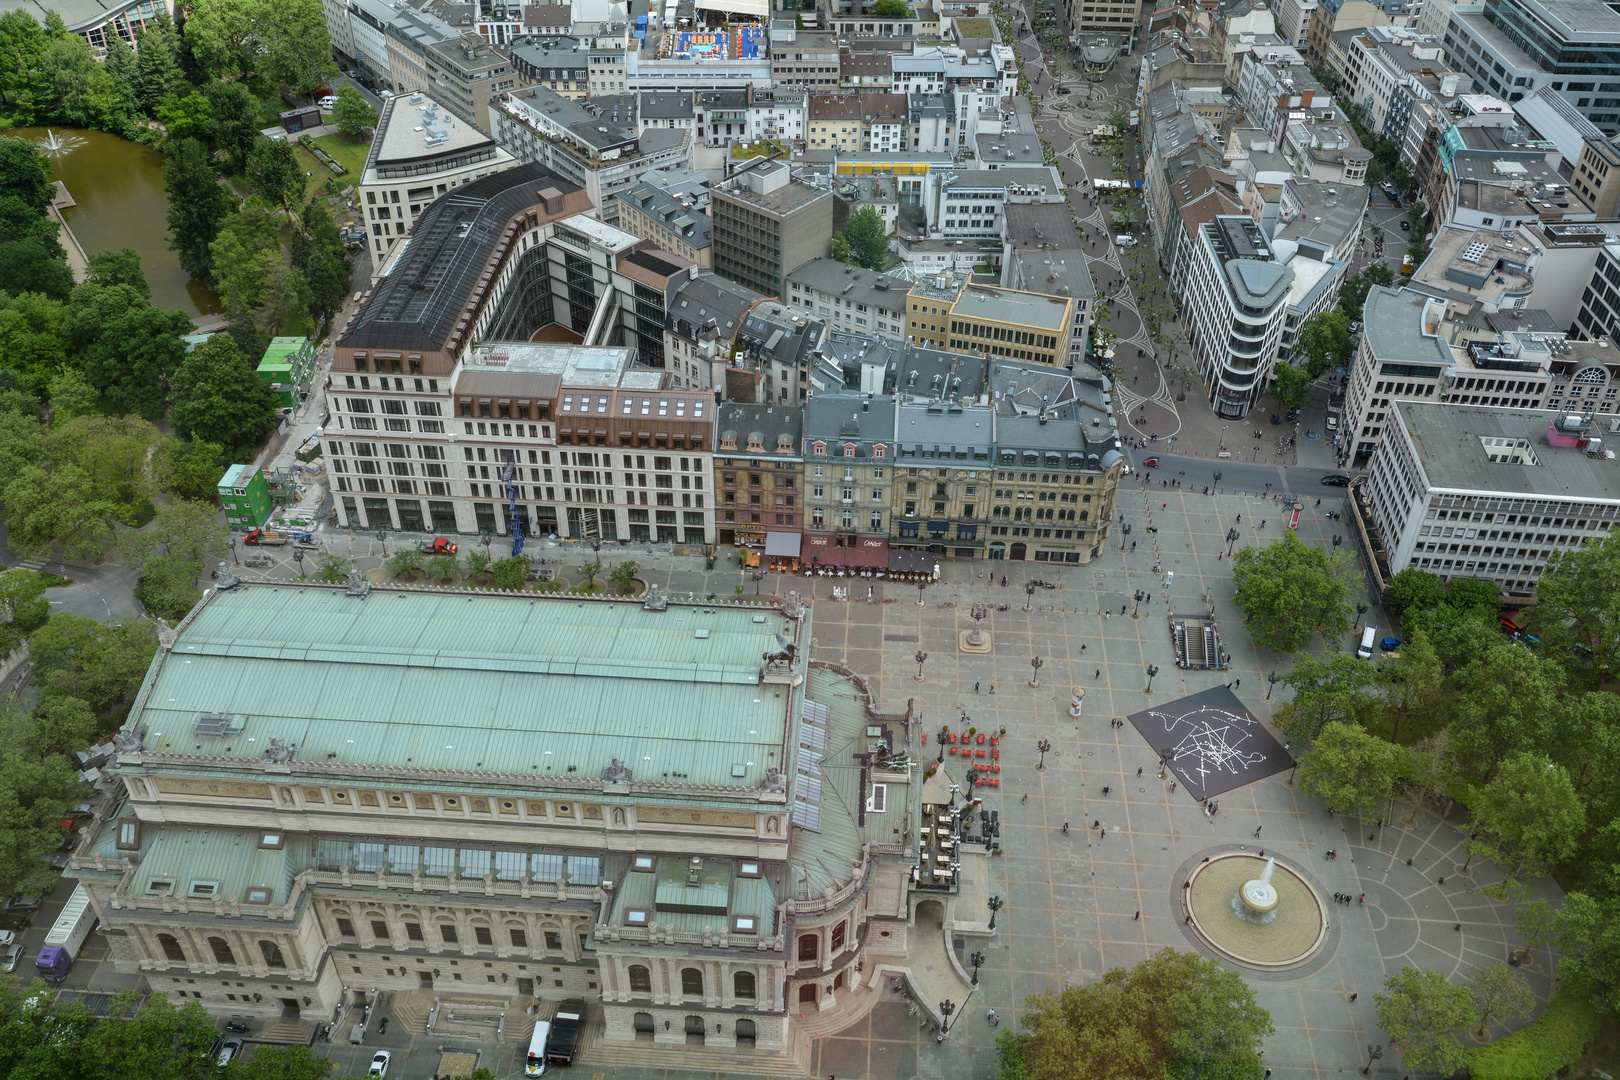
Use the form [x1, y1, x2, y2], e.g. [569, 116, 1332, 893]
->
[734, 971, 755, 1000]
[208, 937, 236, 965]
[831, 922, 845, 950]
[158, 933, 186, 962]
[629, 965, 652, 993]
[260, 940, 286, 969]
[798, 934, 818, 962]
[680, 967, 703, 996]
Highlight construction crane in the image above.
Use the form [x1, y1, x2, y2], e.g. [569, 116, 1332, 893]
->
[499, 459, 524, 555]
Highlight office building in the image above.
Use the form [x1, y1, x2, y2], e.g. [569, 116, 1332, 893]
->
[1441, 0, 1620, 130]
[415, 32, 522, 132]
[1001, 202, 1095, 366]
[1366, 402, 1620, 595]
[511, 39, 594, 99]
[359, 94, 520, 262]
[1574, 239, 1620, 342]
[1184, 216, 1298, 419]
[663, 271, 766, 393]
[77, 582, 926, 1061]
[710, 161, 835, 300]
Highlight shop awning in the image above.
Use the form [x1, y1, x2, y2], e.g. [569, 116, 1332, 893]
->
[846, 536, 889, 568]
[927, 520, 950, 534]
[889, 549, 937, 574]
[765, 532, 802, 558]
[802, 533, 845, 566]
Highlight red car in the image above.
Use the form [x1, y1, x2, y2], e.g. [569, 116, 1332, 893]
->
[1141, 456, 1159, 468]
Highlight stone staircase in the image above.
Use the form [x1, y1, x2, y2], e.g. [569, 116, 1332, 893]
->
[254, 1012, 316, 1045]
[388, 989, 437, 1034]
[427, 993, 526, 1042]
[578, 1025, 813, 1077]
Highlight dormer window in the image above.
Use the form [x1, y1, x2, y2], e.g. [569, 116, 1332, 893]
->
[813, 441, 827, 455]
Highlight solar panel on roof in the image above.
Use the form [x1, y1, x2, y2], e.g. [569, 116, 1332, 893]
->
[793, 802, 821, 830]
[803, 699, 828, 724]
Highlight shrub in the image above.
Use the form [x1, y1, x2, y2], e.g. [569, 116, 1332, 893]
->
[1465, 986, 1598, 1080]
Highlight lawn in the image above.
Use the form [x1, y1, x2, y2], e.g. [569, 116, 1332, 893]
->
[312, 133, 372, 177]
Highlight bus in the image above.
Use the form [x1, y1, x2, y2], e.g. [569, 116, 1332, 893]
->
[525, 1019, 552, 1076]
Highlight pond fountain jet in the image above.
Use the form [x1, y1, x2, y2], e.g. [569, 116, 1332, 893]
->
[1233, 857, 1280, 925]
[37, 128, 84, 157]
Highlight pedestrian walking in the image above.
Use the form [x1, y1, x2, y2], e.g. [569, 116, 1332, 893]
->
[1134, 910, 1140, 921]
[1169, 781, 1176, 792]
[1093, 820, 1099, 829]
[1235, 678, 1241, 688]
[1255, 825, 1262, 836]
[1359, 893, 1365, 904]
[1137, 767, 1143, 776]
[1349, 993, 1358, 1002]
[1100, 828, 1106, 839]
[1094, 669, 1100, 678]
[990, 684, 995, 693]
[1081, 643, 1087, 651]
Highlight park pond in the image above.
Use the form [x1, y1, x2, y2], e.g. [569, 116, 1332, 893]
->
[16, 126, 220, 318]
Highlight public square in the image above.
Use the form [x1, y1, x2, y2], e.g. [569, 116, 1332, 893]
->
[17, 474, 1546, 1080]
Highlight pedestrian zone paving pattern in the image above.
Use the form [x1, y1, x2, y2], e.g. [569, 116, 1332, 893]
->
[1128, 685, 1294, 801]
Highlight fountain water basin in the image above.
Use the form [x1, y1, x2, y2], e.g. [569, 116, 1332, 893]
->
[1187, 854, 1328, 969]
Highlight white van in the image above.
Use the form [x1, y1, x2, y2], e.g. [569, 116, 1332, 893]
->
[525, 1019, 551, 1076]
[1116, 234, 1138, 247]
[1357, 626, 1377, 659]
[317, 95, 339, 108]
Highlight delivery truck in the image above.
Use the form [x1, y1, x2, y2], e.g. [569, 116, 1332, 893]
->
[36, 884, 94, 982]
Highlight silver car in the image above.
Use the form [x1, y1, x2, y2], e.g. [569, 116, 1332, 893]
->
[1, 942, 22, 973]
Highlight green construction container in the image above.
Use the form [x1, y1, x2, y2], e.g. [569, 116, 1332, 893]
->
[218, 464, 273, 529]
[257, 337, 317, 410]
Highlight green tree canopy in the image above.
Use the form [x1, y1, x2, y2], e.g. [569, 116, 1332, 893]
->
[871, 0, 913, 13]
[29, 615, 158, 718]
[168, 334, 280, 460]
[247, 137, 303, 209]
[1271, 650, 1379, 750]
[332, 84, 377, 139]
[1377, 628, 1442, 744]
[154, 435, 226, 502]
[1448, 645, 1564, 777]
[832, 205, 889, 270]
[1464, 751, 1584, 881]
[1295, 309, 1353, 378]
[118, 499, 229, 573]
[1385, 567, 1447, 619]
[1296, 720, 1406, 816]
[1336, 262, 1394, 323]
[203, 81, 261, 175]
[1374, 966, 1473, 1076]
[1268, 361, 1312, 410]
[2, 463, 121, 562]
[0, 238, 74, 301]
[164, 138, 232, 277]
[1467, 962, 1535, 1032]
[1231, 529, 1361, 652]
[1530, 528, 1620, 684]
[1019, 947, 1273, 1080]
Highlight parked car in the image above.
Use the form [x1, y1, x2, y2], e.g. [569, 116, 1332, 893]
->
[217, 1037, 244, 1066]
[1, 942, 22, 973]
[1400, 220, 1411, 230]
[1380, 637, 1403, 652]
[0, 929, 15, 948]
[1325, 414, 1339, 431]
[1141, 456, 1159, 468]
[1320, 474, 1350, 486]
[1116, 234, 1138, 246]
[1057, 85, 1071, 94]
[0, 912, 33, 934]
[367, 1050, 391, 1078]
[4, 893, 43, 911]
[317, 95, 339, 108]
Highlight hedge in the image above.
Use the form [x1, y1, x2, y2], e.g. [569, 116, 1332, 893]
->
[1465, 986, 1599, 1080]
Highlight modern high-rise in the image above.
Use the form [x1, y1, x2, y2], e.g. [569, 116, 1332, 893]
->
[1184, 216, 1298, 419]
[1442, 0, 1620, 131]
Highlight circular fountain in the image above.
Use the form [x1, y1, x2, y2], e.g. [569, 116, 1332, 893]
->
[1186, 854, 1329, 969]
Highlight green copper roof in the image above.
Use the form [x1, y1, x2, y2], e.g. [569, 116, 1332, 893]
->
[135, 585, 805, 789]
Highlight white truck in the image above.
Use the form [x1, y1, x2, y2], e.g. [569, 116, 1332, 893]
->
[36, 884, 94, 982]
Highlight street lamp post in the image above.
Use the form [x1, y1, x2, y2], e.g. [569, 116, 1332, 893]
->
[1145, 664, 1159, 693]
[1036, 738, 1051, 770]
[1266, 670, 1278, 700]
[1120, 522, 1132, 551]
[1226, 527, 1240, 555]
[938, 999, 956, 1041]
[987, 895, 1003, 930]
[1024, 579, 1036, 612]
[375, 528, 388, 556]
[229, 536, 239, 566]
[293, 547, 305, 578]
[1133, 589, 1144, 617]
[1332, 534, 1343, 552]
[479, 529, 493, 557]
[1360, 1045, 1383, 1075]
[1354, 602, 1368, 631]
[1029, 655, 1044, 688]
[969, 951, 985, 986]
[968, 604, 989, 647]
[917, 580, 928, 607]
[1213, 470, 1222, 488]
[753, 569, 764, 595]
[914, 649, 928, 681]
